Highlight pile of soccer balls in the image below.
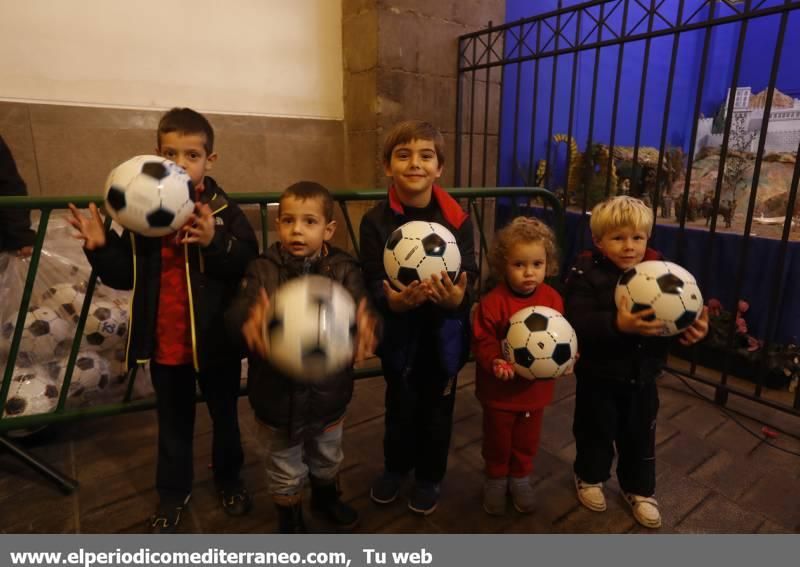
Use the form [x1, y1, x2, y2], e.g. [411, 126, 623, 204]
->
[1, 281, 131, 419]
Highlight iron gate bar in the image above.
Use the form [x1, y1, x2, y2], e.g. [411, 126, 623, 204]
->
[544, 1, 564, 190]
[481, 25, 493, 188]
[468, 37, 478, 187]
[525, 19, 542, 186]
[675, 1, 715, 266]
[458, 0, 800, 72]
[604, 0, 630, 197]
[565, 8, 583, 210]
[511, 21, 525, 185]
[725, 9, 789, 397]
[763, 133, 800, 410]
[702, 2, 750, 393]
[652, 0, 686, 232]
[577, 2, 607, 253]
[629, 0, 657, 200]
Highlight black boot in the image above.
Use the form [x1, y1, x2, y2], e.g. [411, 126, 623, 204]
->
[310, 475, 358, 530]
[275, 501, 306, 534]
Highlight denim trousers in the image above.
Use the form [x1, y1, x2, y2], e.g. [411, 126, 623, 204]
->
[258, 420, 344, 496]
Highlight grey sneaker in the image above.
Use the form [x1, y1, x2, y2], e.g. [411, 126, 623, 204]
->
[509, 477, 535, 513]
[482, 477, 508, 515]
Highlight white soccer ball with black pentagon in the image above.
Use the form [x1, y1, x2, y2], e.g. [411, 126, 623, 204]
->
[83, 300, 128, 351]
[383, 221, 461, 289]
[104, 155, 195, 237]
[263, 275, 356, 382]
[502, 306, 578, 380]
[2, 367, 60, 418]
[614, 260, 703, 336]
[67, 351, 112, 403]
[0, 307, 73, 361]
[39, 282, 87, 322]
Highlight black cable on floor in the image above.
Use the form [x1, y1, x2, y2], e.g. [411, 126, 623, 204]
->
[661, 370, 800, 459]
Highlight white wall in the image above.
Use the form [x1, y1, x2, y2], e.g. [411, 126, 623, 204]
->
[0, 0, 343, 119]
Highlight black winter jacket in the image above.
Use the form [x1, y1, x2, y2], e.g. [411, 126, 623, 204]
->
[225, 243, 369, 440]
[0, 135, 35, 253]
[564, 250, 671, 385]
[359, 185, 478, 380]
[84, 177, 258, 371]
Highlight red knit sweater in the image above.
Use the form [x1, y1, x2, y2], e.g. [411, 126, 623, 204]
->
[472, 281, 565, 411]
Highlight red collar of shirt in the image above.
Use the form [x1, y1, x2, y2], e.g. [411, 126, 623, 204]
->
[388, 184, 468, 229]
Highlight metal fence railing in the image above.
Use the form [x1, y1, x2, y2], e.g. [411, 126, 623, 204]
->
[0, 187, 562, 492]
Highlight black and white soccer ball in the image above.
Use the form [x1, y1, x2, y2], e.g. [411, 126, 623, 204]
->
[383, 221, 461, 289]
[502, 306, 578, 380]
[263, 275, 356, 382]
[39, 282, 87, 322]
[83, 300, 128, 351]
[2, 367, 60, 418]
[615, 260, 703, 336]
[104, 155, 195, 237]
[67, 351, 112, 403]
[1, 307, 73, 361]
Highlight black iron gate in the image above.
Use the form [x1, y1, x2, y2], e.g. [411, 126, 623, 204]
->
[456, 0, 800, 416]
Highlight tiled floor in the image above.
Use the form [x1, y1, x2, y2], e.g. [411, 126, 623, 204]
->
[1, 364, 798, 533]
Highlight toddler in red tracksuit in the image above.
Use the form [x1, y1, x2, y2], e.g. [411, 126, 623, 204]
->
[472, 216, 563, 515]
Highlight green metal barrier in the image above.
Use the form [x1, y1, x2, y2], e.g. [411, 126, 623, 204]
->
[0, 188, 562, 436]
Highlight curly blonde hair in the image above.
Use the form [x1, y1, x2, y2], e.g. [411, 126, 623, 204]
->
[490, 216, 559, 279]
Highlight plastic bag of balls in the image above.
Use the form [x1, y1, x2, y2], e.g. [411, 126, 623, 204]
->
[1, 214, 154, 428]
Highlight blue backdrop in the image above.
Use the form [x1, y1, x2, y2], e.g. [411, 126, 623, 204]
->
[495, 1, 800, 343]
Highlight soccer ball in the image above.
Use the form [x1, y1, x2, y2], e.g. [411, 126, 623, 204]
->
[39, 282, 88, 322]
[67, 352, 112, 402]
[383, 221, 461, 289]
[3, 367, 60, 418]
[263, 275, 356, 381]
[615, 260, 703, 336]
[104, 155, 195, 237]
[0, 307, 73, 361]
[83, 300, 128, 351]
[502, 306, 578, 380]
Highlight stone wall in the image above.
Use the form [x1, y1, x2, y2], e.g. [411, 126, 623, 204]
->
[343, 0, 504, 189]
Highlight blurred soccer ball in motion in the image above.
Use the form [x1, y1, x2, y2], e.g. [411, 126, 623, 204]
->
[263, 275, 356, 381]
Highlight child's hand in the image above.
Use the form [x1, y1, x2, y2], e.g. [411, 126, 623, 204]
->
[426, 271, 468, 310]
[67, 203, 106, 250]
[616, 296, 667, 336]
[16, 246, 33, 258]
[354, 298, 378, 362]
[383, 280, 429, 312]
[492, 359, 515, 381]
[679, 306, 709, 346]
[242, 287, 270, 359]
[181, 203, 215, 247]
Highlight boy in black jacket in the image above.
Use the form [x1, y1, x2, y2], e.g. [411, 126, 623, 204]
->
[565, 196, 708, 529]
[360, 120, 478, 516]
[68, 108, 258, 533]
[227, 181, 377, 533]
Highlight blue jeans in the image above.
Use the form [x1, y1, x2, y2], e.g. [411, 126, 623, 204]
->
[258, 420, 344, 497]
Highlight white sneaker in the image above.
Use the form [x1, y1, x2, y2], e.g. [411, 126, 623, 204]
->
[574, 474, 607, 512]
[623, 492, 662, 528]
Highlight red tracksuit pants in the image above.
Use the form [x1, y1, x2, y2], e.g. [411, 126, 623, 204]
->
[481, 406, 544, 479]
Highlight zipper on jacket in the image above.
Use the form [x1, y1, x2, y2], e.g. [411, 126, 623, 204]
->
[124, 233, 137, 370]
[184, 240, 200, 372]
